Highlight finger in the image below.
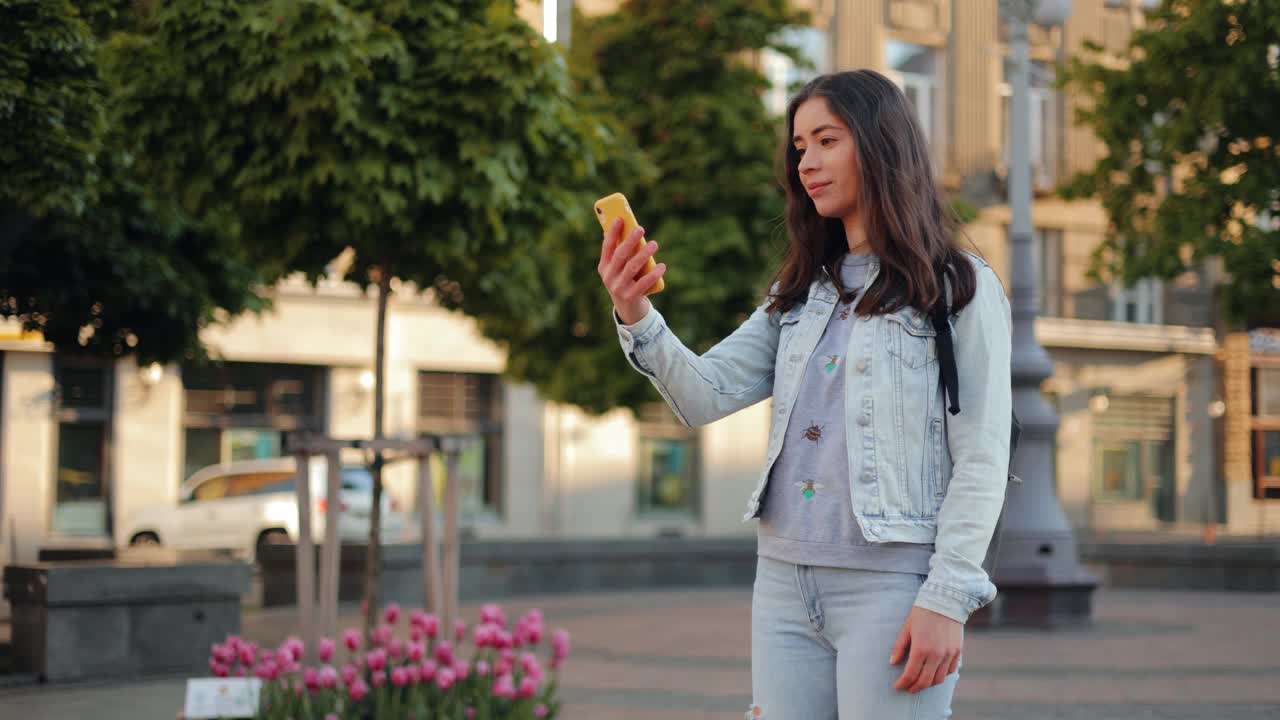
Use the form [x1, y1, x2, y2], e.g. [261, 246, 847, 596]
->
[893, 645, 925, 692]
[931, 653, 953, 687]
[601, 218, 626, 263]
[636, 263, 666, 295]
[623, 239, 658, 280]
[606, 225, 644, 277]
[599, 219, 617, 268]
[947, 654, 960, 677]
[910, 654, 943, 693]
[888, 622, 911, 666]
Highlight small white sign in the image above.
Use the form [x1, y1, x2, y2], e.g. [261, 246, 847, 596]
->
[182, 677, 262, 719]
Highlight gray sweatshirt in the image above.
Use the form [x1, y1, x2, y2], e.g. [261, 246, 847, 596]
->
[756, 253, 934, 574]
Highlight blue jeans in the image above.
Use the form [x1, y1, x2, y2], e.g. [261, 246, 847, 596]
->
[749, 556, 960, 719]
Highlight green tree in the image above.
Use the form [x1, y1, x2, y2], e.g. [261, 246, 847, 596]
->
[1059, 0, 1280, 328]
[105, 0, 629, 635]
[1, 0, 266, 364]
[466, 0, 807, 416]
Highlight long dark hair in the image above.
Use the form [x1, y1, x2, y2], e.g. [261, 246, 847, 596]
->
[767, 70, 976, 316]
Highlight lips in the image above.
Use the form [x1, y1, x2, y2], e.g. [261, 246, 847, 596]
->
[806, 181, 831, 195]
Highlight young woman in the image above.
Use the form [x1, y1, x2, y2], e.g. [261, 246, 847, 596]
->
[597, 70, 1011, 719]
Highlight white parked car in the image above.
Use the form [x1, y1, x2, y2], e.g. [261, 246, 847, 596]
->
[123, 457, 409, 560]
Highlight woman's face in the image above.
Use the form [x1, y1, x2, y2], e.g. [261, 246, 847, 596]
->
[792, 97, 860, 220]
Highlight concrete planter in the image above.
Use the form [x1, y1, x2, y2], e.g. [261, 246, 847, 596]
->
[2, 554, 251, 682]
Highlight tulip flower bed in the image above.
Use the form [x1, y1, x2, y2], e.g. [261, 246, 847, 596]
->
[206, 602, 571, 720]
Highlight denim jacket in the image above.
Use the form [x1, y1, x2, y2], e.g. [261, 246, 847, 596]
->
[613, 253, 1012, 624]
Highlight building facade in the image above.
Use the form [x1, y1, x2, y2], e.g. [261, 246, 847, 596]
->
[3, 1, 1277, 588]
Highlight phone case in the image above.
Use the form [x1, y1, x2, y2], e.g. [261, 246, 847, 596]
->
[594, 192, 664, 295]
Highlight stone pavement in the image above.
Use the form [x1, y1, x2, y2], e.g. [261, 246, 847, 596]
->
[0, 585, 1277, 719]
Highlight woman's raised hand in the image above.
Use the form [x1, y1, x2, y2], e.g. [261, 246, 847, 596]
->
[597, 218, 666, 326]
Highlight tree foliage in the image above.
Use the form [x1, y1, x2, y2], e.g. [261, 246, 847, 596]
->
[470, 0, 807, 415]
[1059, 0, 1280, 327]
[0, 0, 266, 364]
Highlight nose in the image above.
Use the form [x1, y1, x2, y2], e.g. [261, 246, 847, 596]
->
[797, 148, 819, 175]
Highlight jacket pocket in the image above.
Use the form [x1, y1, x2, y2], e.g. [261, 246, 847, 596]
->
[884, 309, 938, 370]
[929, 416, 945, 506]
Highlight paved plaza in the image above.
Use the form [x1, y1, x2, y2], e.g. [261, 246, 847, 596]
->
[0, 585, 1277, 719]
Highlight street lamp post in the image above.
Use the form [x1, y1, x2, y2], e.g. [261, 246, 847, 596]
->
[980, 0, 1098, 626]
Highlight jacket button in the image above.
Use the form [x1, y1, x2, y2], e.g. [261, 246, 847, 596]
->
[856, 358, 868, 373]
[789, 353, 801, 362]
[857, 414, 871, 426]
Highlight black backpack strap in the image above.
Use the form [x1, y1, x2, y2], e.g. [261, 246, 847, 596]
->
[930, 263, 960, 415]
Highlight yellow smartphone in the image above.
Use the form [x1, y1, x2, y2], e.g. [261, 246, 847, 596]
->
[594, 192, 664, 295]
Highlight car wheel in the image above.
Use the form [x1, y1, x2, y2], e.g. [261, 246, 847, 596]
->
[130, 531, 161, 547]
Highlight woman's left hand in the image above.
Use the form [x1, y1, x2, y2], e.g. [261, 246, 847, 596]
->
[889, 606, 963, 693]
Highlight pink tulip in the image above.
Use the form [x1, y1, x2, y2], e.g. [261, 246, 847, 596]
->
[494, 658, 512, 677]
[421, 613, 440, 638]
[254, 661, 278, 681]
[534, 704, 549, 718]
[366, 649, 387, 672]
[318, 638, 335, 663]
[326, 715, 339, 720]
[496, 630, 514, 650]
[237, 642, 259, 666]
[235, 666, 248, 678]
[211, 643, 234, 665]
[434, 641, 455, 666]
[370, 670, 386, 689]
[391, 667, 410, 688]
[408, 609, 427, 628]
[420, 659, 438, 682]
[474, 659, 491, 677]
[454, 619, 467, 643]
[492, 673, 516, 699]
[372, 624, 393, 647]
[452, 659, 470, 681]
[435, 666, 456, 691]
[410, 628, 424, 643]
[341, 663, 358, 686]
[473, 624, 493, 648]
[388, 638, 405, 660]
[517, 675, 539, 699]
[348, 678, 369, 702]
[342, 629, 361, 652]
[212, 663, 230, 678]
[406, 664, 422, 684]
[479, 603, 506, 627]
[520, 651, 540, 676]
[552, 629, 571, 659]
[525, 624, 544, 645]
[284, 637, 305, 661]
[319, 665, 339, 689]
[303, 668, 320, 692]
[407, 641, 425, 663]
[466, 707, 477, 720]
[383, 602, 401, 625]
[275, 647, 293, 667]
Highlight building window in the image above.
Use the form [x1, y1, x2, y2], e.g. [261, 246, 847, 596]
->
[1090, 394, 1176, 520]
[1252, 366, 1280, 498]
[181, 362, 326, 483]
[1035, 228, 1065, 317]
[886, 40, 941, 157]
[762, 26, 831, 116]
[1000, 59, 1059, 192]
[53, 360, 112, 536]
[417, 371, 503, 518]
[1110, 278, 1163, 324]
[635, 403, 699, 516]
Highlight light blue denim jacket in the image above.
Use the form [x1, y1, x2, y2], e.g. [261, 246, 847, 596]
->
[614, 253, 1012, 623]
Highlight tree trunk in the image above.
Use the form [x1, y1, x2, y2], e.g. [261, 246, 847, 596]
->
[362, 267, 392, 643]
